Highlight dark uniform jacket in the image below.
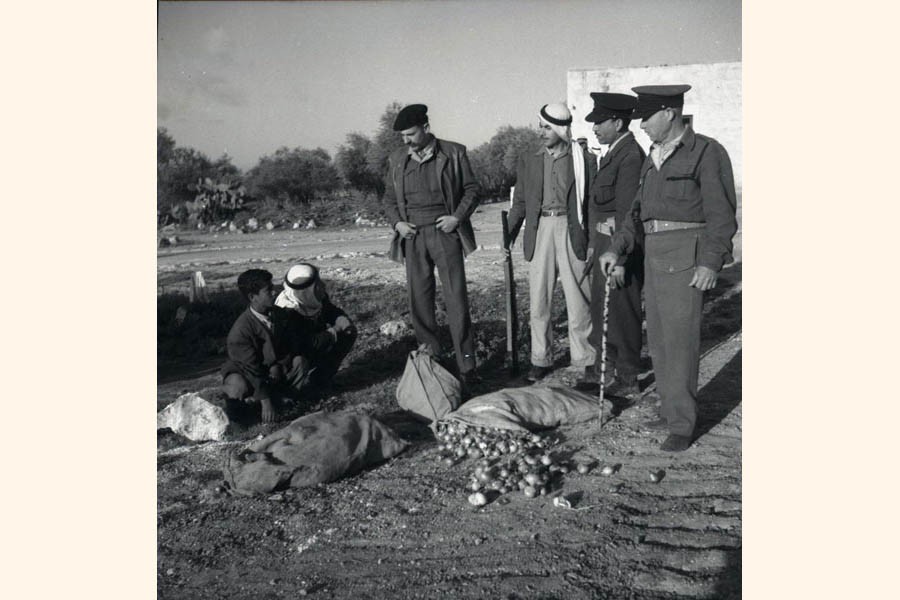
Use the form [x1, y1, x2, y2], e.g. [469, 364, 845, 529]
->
[383, 138, 480, 263]
[508, 145, 593, 262]
[586, 132, 645, 257]
[609, 126, 737, 271]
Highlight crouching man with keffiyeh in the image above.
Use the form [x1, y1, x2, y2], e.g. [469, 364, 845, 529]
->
[506, 102, 595, 383]
[274, 263, 357, 395]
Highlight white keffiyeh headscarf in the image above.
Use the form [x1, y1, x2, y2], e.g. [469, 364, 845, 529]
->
[540, 103, 586, 226]
[275, 263, 327, 317]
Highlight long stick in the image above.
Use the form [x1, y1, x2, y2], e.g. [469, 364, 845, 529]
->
[598, 273, 611, 422]
[501, 210, 519, 376]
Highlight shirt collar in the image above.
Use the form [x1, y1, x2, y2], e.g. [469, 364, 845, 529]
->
[249, 306, 273, 328]
[408, 136, 437, 163]
[544, 141, 570, 160]
[652, 127, 687, 152]
[608, 131, 633, 154]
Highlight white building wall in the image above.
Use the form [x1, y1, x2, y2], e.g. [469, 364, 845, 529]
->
[567, 62, 741, 188]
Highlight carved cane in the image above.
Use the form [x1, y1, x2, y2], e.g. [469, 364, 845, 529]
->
[599, 273, 611, 423]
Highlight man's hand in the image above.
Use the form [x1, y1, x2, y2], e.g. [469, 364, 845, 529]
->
[598, 251, 619, 277]
[334, 315, 352, 332]
[260, 397, 276, 424]
[395, 222, 417, 239]
[435, 215, 460, 233]
[689, 266, 718, 290]
[268, 364, 284, 382]
[609, 265, 626, 289]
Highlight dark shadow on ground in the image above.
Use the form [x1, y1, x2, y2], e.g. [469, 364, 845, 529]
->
[694, 349, 742, 440]
[332, 337, 419, 393]
[714, 547, 742, 599]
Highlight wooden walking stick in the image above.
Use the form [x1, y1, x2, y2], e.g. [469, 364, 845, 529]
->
[598, 273, 612, 423]
[501, 210, 519, 376]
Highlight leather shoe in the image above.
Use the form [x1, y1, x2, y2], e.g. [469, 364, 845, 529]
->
[527, 365, 552, 382]
[643, 418, 668, 430]
[660, 434, 692, 452]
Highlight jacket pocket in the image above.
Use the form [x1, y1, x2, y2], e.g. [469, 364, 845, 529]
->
[663, 160, 700, 198]
[648, 236, 697, 273]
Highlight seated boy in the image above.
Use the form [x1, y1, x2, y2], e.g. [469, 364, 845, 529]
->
[220, 269, 311, 423]
[275, 263, 357, 392]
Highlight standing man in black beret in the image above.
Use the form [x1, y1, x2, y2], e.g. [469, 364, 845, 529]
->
[599, 85, 737, 452]
[576, 93, 646, 401]
[383, 104, 481, 387]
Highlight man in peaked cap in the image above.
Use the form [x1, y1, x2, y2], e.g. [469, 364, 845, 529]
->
[599, 84, 738, 452]
[507, 102, 594, 382]
[575, 92, 646, 402]
[383, 104, 481, 388]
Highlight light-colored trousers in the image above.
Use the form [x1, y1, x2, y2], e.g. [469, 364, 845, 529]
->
[527, 215, 595, 368]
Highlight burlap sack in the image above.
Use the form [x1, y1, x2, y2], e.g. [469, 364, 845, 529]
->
[395, 350, 462, 425]
[443, 385, 599, 432]
[223, 411, 408, 495]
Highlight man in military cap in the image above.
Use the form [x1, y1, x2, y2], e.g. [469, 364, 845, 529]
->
[575, 92, 646, 401]
[507, 102, 594, 382]
[599, 85, 737, 452]
[383, 104, 481, 386]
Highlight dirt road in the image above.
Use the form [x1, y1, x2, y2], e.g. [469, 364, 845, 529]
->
[157, 202, 742, 599]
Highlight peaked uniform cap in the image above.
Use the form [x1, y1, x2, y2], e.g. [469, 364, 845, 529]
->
[630, 84, 692, 120]
[585, 92, 638, 122]
[393, 104, 429, 131]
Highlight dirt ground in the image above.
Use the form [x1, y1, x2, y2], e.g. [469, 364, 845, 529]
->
[157, 202, 742, 599]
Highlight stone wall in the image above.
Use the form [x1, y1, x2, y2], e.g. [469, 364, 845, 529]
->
[567, 62, 741, 188]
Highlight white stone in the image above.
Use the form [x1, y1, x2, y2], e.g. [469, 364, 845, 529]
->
[157, 393, 229, 441]
[265, 221, 275, 230]
[379, 320, 412, 337]
[293, 222, 300, 229]
[306, 219, 317, 229]
[247, 218, 259, 230]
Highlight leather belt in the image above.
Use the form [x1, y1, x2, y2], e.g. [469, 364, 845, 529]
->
[643, 219, 705, 234]
[541, 209, 566, 217]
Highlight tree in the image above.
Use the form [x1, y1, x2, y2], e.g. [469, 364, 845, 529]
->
[211, 153, 241, 181]
[469, 125, 541, 200]
[365, 101, 405, 185]
[157, 129, 214, 219]
[158, 127, 176, 164]
[244, 146, 340, 204]
[335, 132, 383, 196]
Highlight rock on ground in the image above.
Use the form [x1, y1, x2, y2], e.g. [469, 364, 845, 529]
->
[379, 319, 412, 337]
[157, 392, 229, 441]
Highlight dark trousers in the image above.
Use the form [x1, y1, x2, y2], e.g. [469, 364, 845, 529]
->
[404, 224, 476, 373]
[587, 231, 644, 377]
[310, 329, 357, 385]
[643, 229, 704, 437]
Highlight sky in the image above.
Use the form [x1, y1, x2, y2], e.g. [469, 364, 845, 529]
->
[158, 0, 741, 171]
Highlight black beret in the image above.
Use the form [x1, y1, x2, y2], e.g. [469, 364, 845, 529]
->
[630, 84, 692, 120]
[585, 92, 637, 123]
[393, 104, 429, 131]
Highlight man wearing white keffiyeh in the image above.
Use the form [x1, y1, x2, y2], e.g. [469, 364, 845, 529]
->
[506, 102, 595, 382]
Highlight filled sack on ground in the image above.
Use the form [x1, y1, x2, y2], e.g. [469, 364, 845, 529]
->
[395, 349, 462, 425]
[443, 385, 599, 432]
[223, 410, 409, 495]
